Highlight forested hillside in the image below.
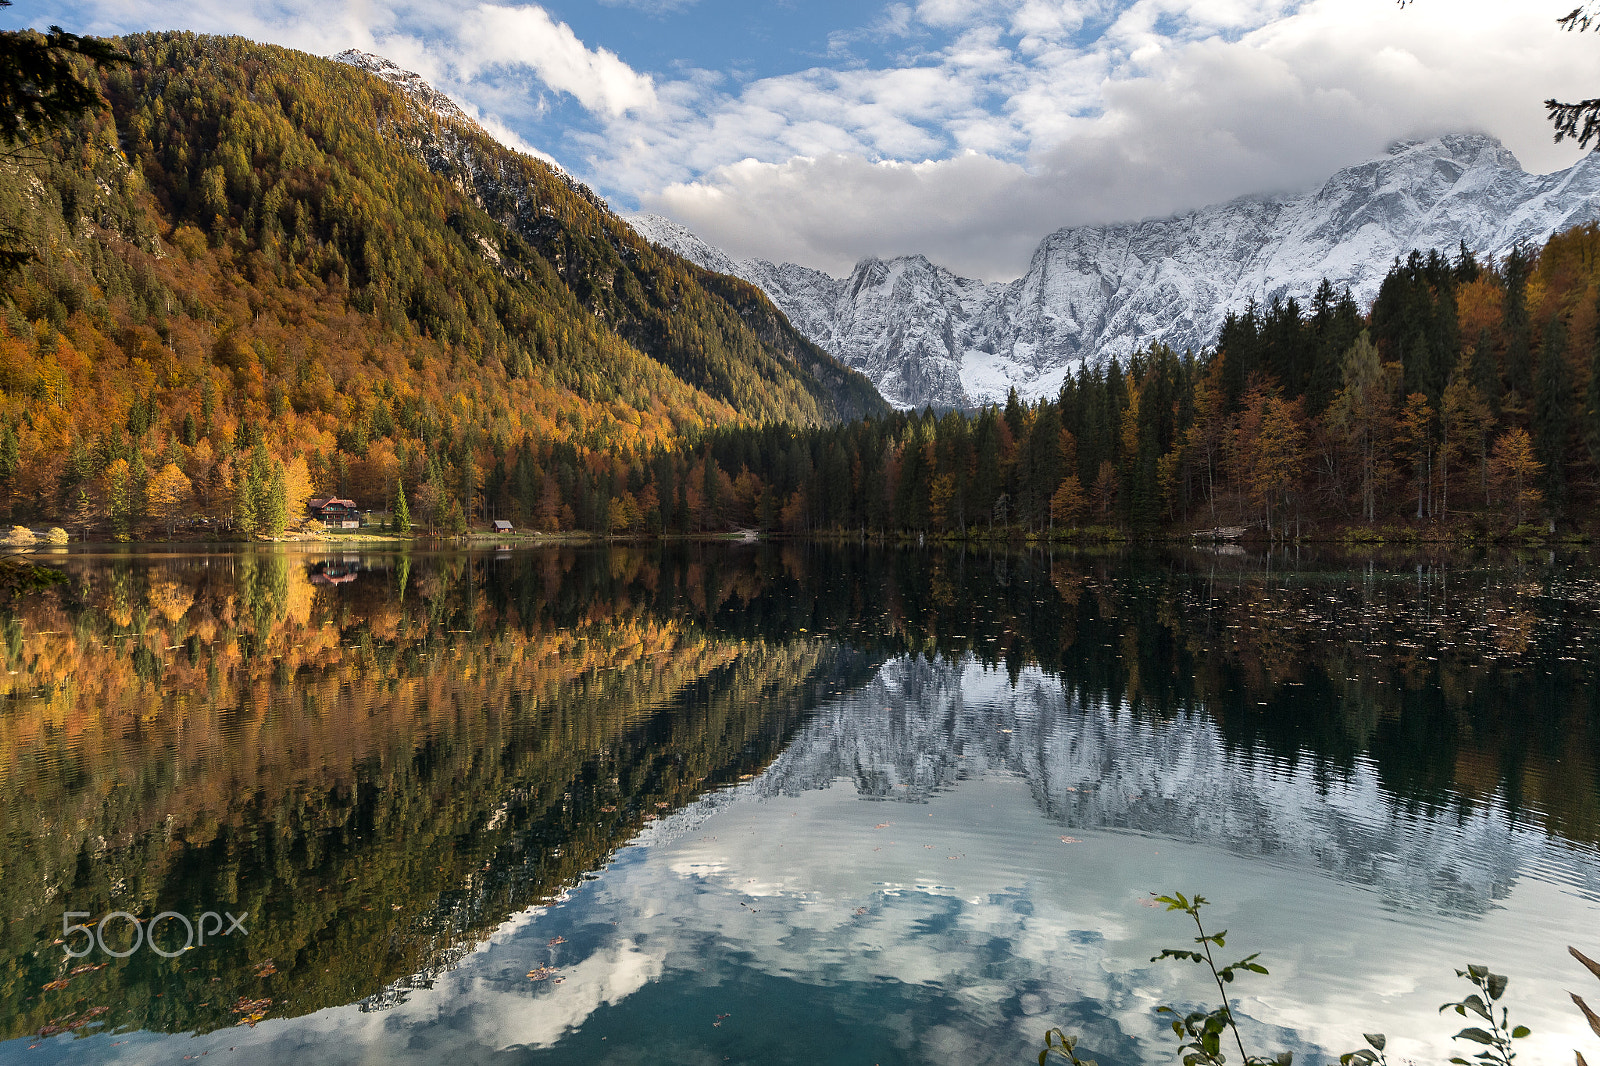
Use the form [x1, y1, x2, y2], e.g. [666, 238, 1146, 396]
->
[0, 32, 884, 536]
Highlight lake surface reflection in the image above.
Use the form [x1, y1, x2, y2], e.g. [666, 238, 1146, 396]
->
[1, 543, 1598, 1065]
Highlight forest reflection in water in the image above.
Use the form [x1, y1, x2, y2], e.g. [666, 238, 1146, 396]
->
[0, 542, 1597, 1063]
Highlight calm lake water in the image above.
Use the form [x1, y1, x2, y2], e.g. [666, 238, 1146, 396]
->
[2, 543, 1598, 1065]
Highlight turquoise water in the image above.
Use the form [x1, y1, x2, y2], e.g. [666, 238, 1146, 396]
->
[2, 544, 1598, 1064]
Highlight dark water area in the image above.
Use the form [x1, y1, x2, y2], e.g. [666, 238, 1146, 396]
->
[1, 543, 1598, 1064]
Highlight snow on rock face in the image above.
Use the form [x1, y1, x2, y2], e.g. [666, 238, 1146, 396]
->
[332, 50, 476, 129]
[628, 214, 743, 278]
[633, 134, 1600, 410]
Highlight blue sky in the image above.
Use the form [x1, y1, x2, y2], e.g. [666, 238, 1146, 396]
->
[2, 0, 1595, 278]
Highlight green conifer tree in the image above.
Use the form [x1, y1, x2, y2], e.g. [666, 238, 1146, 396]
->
[1534, 312, 1571, 508]
[262, 461, 288, 536]
[1587, 294, 1600, 474]
[393, 480, 411, 534]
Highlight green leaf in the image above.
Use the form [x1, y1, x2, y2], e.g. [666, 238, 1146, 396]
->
[1487, 973, 1509, 1000]
[1468, 965, 1490, 981]
[1454, 1028, 1497, 1045]
[1365, 1034, 1386, 1051]
[1511, 1026, 1530, 1039]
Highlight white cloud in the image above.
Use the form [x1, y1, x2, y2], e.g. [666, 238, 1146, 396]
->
[455, 4, 656, 117]
[631, 0, 1600, 279]
[10, 0, 1599, 281]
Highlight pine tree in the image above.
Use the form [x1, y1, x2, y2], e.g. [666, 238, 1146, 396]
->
[1501, 247, 1534, 403]
[263, 461, 288, 536]
[393, 480, 411, 534]
[1534, 312, 1571, 508]
[1588, 297, 1600, 473]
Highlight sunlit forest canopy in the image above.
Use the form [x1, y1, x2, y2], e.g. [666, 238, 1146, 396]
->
[0, 31, 885, 535]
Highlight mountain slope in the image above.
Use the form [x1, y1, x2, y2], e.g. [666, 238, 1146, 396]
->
[328, 53, 890, 426]
[0, 34, 887, 517]
[634, 134, 1600, 409]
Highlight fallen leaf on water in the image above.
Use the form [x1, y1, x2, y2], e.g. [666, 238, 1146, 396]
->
[1060, 836, 1082, 844]
[527, 966, 559, 982]
[874, 823, 893, 829]
[548, 936, 567, 946]
[41, 979, 70, 992]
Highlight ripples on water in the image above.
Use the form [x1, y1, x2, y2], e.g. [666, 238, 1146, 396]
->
[0, 544, 1597, 1065]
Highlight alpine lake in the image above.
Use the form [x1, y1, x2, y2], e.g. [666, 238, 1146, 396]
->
[2, 542, 1599, 1066]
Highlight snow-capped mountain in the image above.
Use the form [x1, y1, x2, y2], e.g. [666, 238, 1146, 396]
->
[631, 134, 1600, 409]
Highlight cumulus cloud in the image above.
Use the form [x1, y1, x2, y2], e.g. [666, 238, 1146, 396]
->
[5, 0, 656, 120]
[8, 0, 1597, 280]
[633, 0, 1600, 279]
[455, 4, 656, 117]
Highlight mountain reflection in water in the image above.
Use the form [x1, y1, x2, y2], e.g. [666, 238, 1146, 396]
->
[0, 544, 1597, 1065]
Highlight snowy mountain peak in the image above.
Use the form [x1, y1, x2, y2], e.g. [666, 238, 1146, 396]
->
[633, 134, 1600, 410]
[628, 213, 742, 277]
[332, 50, 476, 130]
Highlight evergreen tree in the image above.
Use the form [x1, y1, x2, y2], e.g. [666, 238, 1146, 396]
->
[263, 461, 288, 536]
[1588, 298, 1600, 474]
[1533, 312, 1572, 508]
[393, 480, 411, 534]
[1501, 246, 1534, 404]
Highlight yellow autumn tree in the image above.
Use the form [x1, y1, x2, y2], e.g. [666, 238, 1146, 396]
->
[1491, 427, 1544, 526]
[1441, 350, 1494, 515]
[1249, 395, 1309, 538]
[282, 456, 314, 528]
[146, 462, 193, 537]
[1050, 474, 1087, 530]
[1396, 392, 1436, 520]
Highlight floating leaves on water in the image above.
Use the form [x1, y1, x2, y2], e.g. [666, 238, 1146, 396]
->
[548, 936, 567, 946]
[252, 959, 277, 978]
[600, 805, 617, 813]
[874, 822, 893, 829]
[41, 979, 70, 992]
[527, 966, 559, 982]
[232, 997, 271, 1026]
[69, 963, 107, 976]
[854, 907, 868, 916]
[1061, 836, 1083, 844]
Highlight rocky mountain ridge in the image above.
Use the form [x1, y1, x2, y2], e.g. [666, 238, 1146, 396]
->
[631, 134, 1600, 409]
